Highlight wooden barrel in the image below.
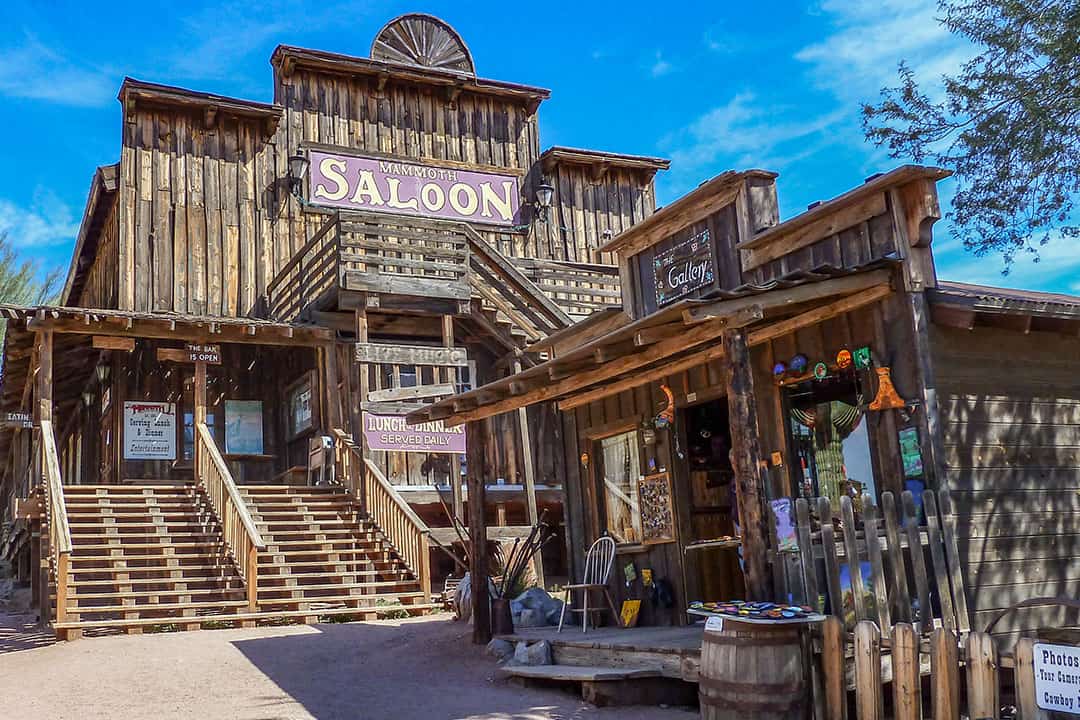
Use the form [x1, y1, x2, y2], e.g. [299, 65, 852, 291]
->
[699, 620, 808, 720]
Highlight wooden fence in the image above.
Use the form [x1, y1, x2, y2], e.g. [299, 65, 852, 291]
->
[821, 616, 1063, 719]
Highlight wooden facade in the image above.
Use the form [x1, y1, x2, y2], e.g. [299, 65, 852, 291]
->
[414, 161, 1080, 650]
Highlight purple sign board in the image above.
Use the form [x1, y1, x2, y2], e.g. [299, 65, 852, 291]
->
[362, 411, 466, 454]
[307, 149, 522, 226]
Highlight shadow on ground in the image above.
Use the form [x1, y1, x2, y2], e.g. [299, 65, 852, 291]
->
[0, 612, 54, 655]
[231, 618, 685, 720]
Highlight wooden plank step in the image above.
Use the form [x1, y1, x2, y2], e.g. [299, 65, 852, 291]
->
[254, 591, 426, 607]
[65, 512, 202, 520]
[70, 555, 229, 566]
[70, 576, 242, 589]
[66, 599, 249, 615]
[63, 486, 193, 495]
[258, 580, 419, 592]
[500, 665, 664, 682]
[260, 549, 393, 561]
[52, 603, 442, 633]
[71, 541, 222, 551]
[71, 532, 220, 542]
[69, 587, 247, 603]
[256, 569, 410, 580]
[70, 563, 236, 576]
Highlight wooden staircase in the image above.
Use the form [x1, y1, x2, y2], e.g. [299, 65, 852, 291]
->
[238, 485, 437, 620]
[52, 485, 249, 638]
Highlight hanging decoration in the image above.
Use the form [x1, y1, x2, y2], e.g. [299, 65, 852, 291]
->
[655, 384, 675, 429]
[580, 452, 589, 468]
[813, 362, 829, 380]
[868, 367, 907, 411]
[836, 349, 853, 370]
[790, 354, 809, 374]
[772, 362, 787, 377]
[853, 346, 873, 370]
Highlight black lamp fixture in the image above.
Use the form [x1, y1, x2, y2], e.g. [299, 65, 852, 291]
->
[534, 178, 554, 222]
[287, 150, 310, 199]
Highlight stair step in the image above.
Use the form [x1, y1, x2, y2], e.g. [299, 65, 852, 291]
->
[70, 575, 242, 589]
[72, 542, 223, 553]
[70, 554, 232, 566]
[254, 591, 426, 608]
[256, 568, 410, 580]
[66, 599, 249, 616]
[258, 580, 419, 592]
[71, 532, 220, 542]
[69, 587, 247, 603]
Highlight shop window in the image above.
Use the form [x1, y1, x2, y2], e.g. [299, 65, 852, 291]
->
[182, 412, 216, 461]
[598, 430, 642, 544]
[785, 374, 877, 509]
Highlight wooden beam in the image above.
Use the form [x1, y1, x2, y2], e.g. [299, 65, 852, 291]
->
[37, 331, 53, 423]
[442, 315, 464, 526]
[559, 285, 893, 412]
[723, 328, 772, 600]
[28, 316, 329, 346]
[467, 420, 490, 644]
[514, 359, 543, 588]
[682, 269, 892, 324]
[738, 192, 887, 270]
[91, 336, 135, 352]
[367, 383, 456, 403]
[156, 348, 188, 363]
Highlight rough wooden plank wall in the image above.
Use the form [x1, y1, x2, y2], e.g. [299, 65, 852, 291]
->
[932, 322, 1080, 643]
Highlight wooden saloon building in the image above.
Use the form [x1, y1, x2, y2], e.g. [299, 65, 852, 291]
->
[0, 14, 670, 637]
[411, 162, 1080, 646]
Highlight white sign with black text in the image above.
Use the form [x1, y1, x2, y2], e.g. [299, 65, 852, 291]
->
[123, 402, 177, 460]
[1035, 642, 1080, 714]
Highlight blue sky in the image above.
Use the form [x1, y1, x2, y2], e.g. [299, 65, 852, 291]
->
[1, 0, 1075, 293]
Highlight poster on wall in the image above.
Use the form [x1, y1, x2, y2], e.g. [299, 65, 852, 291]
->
[898, 427, 924, 478]
[770, 498, 799, 552]
[287, 375, 314, 439]
[225, 401, 264, 455]
[362, 412, 466, 453]
[123, 402, 176, 460]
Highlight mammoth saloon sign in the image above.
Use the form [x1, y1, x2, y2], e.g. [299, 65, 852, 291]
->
[307, 149, 522, 227]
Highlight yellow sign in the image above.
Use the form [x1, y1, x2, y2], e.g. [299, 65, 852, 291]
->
[620, 600, 641, 628]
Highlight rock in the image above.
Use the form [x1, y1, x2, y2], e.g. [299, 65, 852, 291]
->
[486, 638, 515, 663]
[508, 587, 564, 627]
[512, 640, 552, 666]
[516, 608, 546, 629]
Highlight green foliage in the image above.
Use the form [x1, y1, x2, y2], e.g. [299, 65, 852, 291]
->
[862, 0, 1080, 269]
[0, 230, 62, 345]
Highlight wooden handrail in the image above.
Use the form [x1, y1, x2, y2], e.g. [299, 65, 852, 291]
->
[39, 419, 71, 625]
[331, 429, 431, 601]
[195, 423, 265, 611]
[266, 212, 339, 297]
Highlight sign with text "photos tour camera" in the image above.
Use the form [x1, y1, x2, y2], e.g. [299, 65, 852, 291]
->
[308, 149, 522, 227]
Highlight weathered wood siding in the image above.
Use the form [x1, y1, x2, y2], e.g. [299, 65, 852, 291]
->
[117, 108, 285, 315]
[77, 198, 120, 309]
[933, 323, 1080, 639]
[538, 163, 656, 265]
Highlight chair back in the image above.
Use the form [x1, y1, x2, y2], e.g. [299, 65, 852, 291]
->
[583, 536, 616, 585]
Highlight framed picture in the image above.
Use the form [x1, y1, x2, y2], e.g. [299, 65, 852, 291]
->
[637, 471, 676, 545]
[225, 400, 264, 455]
[286, 372, 317, 440]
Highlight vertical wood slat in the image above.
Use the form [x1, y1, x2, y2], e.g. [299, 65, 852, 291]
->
[880, 491, 912, 624]
[840, 496, 868, 622]
[818, 497, 844, 622]
[891, 622, 921, 720]
[795, 498, 820, 612]
[931, 627, 960, 720]
[1014, 638, 1050, 720]
[965, 632, 999, 720]
[937, 489, 971, 635]
[922, 490, 957, 632]
[900, 490, 932, 634]
[853, 621, 883, 720]
[862, 501, 892, 636]
[821, 615, 847, 720]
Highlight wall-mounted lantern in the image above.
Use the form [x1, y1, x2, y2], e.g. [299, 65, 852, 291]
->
[287, 150, 310, 199]
[534, 179, 554, 222]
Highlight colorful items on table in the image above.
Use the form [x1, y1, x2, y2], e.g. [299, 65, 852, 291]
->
[689, 600, 815, 620]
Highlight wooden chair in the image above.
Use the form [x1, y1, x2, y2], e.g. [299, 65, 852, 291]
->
[558, 536, 620, 633]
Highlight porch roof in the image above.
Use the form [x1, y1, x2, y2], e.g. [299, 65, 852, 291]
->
[406, 261, 899, 427]
[930, 281, 1080, 332]
[0, 305, 332, 464]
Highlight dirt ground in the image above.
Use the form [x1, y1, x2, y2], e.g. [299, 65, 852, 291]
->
[0, 611, 696, 720]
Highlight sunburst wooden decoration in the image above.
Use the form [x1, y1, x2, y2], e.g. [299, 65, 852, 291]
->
[371, 13, 476, 75]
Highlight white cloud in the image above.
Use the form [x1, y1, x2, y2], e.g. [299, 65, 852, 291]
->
[649, 51, 674, 78]
[661, 92, 849, 172]
[0, 189, 81, 249]
[795, 0, 972, 102]
[934, 230, 1080, 293]
[0, 33, 114, 107]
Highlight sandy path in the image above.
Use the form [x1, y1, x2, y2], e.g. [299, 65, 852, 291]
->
[0, 612, 695, 720]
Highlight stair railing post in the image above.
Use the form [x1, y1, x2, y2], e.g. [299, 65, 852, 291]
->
[246, 544, 259, 612]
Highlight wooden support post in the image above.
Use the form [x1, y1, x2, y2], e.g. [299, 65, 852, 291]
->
[355, 309, 371, 459]
[38, 330, 53, 423]
[194, 360, 207, 479]
[722, 328, 773, 600]
[443, 315, 464, 525]
[322, 344, 342, 430]
[513, 359, 544, 587]
[466, 419, 490, 644]
[35, 331, 53, 623]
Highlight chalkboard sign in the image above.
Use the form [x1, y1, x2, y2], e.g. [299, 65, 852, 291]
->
[638, 471, 676, 545]
[653, 228, 714, 306]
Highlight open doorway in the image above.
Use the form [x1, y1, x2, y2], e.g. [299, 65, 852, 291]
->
[681, 398, 744, 602]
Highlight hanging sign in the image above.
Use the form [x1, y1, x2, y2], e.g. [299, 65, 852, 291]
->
[1, 412, 33, 429]
[1034, 643, 1080, 714]
[123, 402, 177, 460]
[307, 149, 522, 226]
[362, 411, 466, 453]
[653, 228, 714, 306]
[185, 343, 221, 364]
